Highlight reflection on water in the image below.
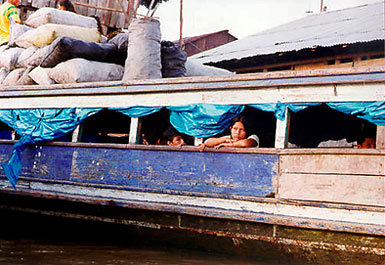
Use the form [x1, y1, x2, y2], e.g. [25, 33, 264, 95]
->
[0, 239, 281, 265]
[0, 210, 298, 265]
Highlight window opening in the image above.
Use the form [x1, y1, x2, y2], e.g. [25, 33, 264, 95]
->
[200, 106, 276, 148]
[140, 109, 194, 146]
[79, 109, 131, 144]
[288, 104, 376, 148]
[0, 122, 13, 140]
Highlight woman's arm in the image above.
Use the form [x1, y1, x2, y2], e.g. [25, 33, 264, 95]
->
[216, 138, 257, 149]
[200, 137, 231, 151]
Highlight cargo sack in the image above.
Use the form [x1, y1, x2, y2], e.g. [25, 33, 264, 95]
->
[17, 66, 35, 86]
[16, 46, 38, 68]
[26, 7, 98, 29]
[28, 66, 55, 85]
[15, 24, 102, 48]
[123, 18, 161, 81]
[48, 58, 124, 83]
[41, 37, 124, 67]
[185, 59, 234, 76]
[0, 47, 24, 70]
[20, 45, 51, 67]
[2, 68, 26, 86]
[108, 31, 129, 54]
[0, 67, 10, 84]
[160, 41, 186, 78]
[8, 18, 31, 47]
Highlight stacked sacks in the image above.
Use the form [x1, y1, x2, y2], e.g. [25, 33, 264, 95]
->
[0, 8, 127, 86]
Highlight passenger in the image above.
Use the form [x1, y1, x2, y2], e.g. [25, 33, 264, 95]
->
[200, 115, 259, 150]
[0, 0, 21, 45]
[357, 136, 376, 149]
[163, 126, 186, 147]
[57, 0, 76, 13]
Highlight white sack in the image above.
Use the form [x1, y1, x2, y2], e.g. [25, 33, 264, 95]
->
[2, 68, 25, 86]
[123, 18, 161, 81]
[17, 66, 35, 85]
[0, 67, 10, 84]
[28, 66, 55, 85]
[26, 7, 98, 29]
[9, 18, 31, 47]
[0, 45, 8, 54]
[48, 58, 124, 83]
[185, 59, 234, 76]
[15, 24, 102, 48]
[0, 47, 24, 69]
[16, 46, 38, 68]
[22, 45, 51, 67]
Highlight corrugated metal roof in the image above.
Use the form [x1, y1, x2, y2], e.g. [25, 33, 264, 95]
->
[192, 2, 385, 64]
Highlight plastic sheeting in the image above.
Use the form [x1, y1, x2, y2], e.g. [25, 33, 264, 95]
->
[0, 108, 101, 189]
[251, 102, 385, 126]
[0, 101, 384, 188]
[327, 101, 385, 126]
[113, 106, 162, 118]
[167, 104, 244, 138]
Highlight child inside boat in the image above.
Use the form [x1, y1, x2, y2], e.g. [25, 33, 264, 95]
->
[200, 115, 259, 150]
[163, 126, 186, 147]
[357, 136, 376, 149]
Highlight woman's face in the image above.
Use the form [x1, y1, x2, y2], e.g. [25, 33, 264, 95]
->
[231, 121, 247, 141]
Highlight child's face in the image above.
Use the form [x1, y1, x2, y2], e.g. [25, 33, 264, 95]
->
[358, 138, 376, 149]
[169, 135, 185, 146]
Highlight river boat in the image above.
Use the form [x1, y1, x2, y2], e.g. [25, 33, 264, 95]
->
[0, 66, 384, 264]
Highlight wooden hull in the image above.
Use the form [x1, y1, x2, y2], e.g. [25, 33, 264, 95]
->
[0, 141, 384, 263]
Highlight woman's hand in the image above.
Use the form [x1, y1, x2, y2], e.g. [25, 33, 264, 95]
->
[199, 143, 206, 152]
[215, 142, 233, 149]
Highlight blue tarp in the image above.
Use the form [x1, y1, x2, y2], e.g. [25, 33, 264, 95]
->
[0, 108, 101, 189]
[167, 104, 244, 138]
[0, 101, 384, 188]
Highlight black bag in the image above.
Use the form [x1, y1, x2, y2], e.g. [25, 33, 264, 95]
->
[160, 41, 187, 78]
[41, 37, 126, 67]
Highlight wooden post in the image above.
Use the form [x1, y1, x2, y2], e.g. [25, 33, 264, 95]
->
[194, 138, 203, 146]
[129, 117, 141, 144]
[274, 107, 290, 148]
[72, 109, 83, 142]
[71, 125, 81, 142]
[376, 126, 385, 149]
[179, 0, 184, 49]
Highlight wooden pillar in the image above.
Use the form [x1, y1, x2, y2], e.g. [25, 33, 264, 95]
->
[71, 125, 81, 142]
[129, 117, 141, 144]
[274, 107, 290, 148]
[194, 138, 203, 146]
[376, 125, 385, 149]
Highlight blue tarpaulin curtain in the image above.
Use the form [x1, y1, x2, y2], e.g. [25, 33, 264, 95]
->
[0, 101, 384, 188]
[113, 106, 162, 118]
[0, 108, 101, 189]
[167, 104, 244, 138]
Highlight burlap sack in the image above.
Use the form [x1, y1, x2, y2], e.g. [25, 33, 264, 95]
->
[48, 58, 123, 83]
[123, 18, 161, 81]
[16, 46, 38, 68]
[8, 18, 31, 47]
[17, 66, 35, 86]
[0, 67, 10, 84]
[2, 68, 25, 86]
[28, 66, 55, 85]
[16, 24, 102, 48]
[26, 7, 98, 29]
[185, 59, 234, 76]
[0, 47, 24, 69]
[19, 45, 51, 67]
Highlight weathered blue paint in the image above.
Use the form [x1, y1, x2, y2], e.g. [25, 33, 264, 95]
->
[0, 144, 277, 197]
